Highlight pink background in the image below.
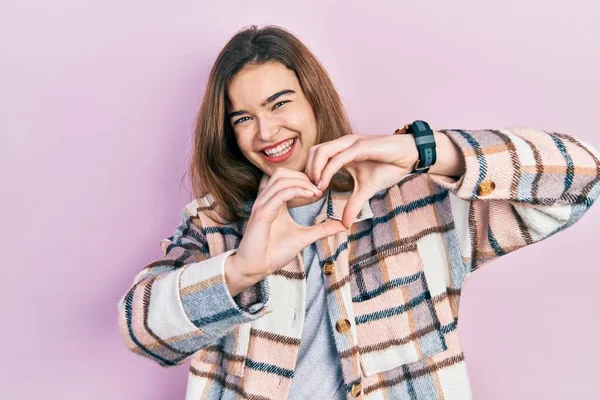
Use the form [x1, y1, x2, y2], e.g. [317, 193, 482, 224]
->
[2, 1, 599, 399]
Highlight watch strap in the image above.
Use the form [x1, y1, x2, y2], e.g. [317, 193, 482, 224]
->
[394, 120, 437, 173]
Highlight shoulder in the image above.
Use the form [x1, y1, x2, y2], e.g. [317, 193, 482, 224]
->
[182, 193, 216, 218]
[181, 192, 236, 230]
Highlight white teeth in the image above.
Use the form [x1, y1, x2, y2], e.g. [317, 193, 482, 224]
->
[265, 139, 293, 155]
[267, 146, 291, 157]
[263, 138, 295, 157]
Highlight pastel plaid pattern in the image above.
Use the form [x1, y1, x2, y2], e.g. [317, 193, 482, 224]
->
[118, 127, 599, 399]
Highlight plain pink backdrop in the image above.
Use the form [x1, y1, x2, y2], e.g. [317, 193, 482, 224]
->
[2, 1, 599, 399]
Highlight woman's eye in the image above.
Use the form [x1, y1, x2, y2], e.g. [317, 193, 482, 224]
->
[234, 117, 250, 125]
[273, 100, 289, 110]
[233, 101, 289, 125]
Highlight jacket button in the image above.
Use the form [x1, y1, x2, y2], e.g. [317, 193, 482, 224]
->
[476, 180, 496, 196]
[351, 382, 362, 397]
[323, 261, 335, 275]
[335, 318, 351, 334]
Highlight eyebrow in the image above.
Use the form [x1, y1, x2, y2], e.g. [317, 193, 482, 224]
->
[227, 89, 296, 119]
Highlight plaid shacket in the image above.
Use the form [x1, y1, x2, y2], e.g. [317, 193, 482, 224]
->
[118, 126, 600, 399]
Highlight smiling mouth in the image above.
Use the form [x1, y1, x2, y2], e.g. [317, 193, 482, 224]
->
[261, 138, 296, 157]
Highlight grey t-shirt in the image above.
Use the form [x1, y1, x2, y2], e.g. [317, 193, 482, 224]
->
[287, 196, 346, 399]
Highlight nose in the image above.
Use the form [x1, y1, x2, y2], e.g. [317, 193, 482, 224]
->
[256, 113, 280, 142]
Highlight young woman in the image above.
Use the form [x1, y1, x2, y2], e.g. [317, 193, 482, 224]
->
[118, 25, 600, 400]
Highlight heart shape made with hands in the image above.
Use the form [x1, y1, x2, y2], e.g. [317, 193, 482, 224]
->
[305, 134, 418, 228]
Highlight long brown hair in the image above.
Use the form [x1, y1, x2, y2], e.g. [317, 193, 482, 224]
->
[185, 24, 355, 224]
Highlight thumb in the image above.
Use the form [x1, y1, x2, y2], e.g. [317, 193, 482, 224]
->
[301, 220, 347, 247]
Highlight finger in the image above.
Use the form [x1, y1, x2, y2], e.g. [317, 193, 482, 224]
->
[305, 144, 319, 184]
[256, 178, 321, 209]
[318, 143, 363, 190]
[261, 186, 317, 215]
[300, 219, 347, 248]
[341, 189, 371, 229]
[259, 168, 320, 200]
[267, 167, 318, 189]
[311, 136, 356, 187]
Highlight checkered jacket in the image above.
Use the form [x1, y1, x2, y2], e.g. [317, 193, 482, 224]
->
[117, 127, 599, 399]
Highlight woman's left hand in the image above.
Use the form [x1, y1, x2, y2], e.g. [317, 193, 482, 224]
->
[305, 133, 418, 229]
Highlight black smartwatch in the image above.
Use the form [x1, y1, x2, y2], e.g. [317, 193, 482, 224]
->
[394, 120, 437, 173]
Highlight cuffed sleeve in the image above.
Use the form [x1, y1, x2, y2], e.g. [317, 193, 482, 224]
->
[117, 208, 271, 368]
[428, 127, 600, 275]
[179, 248, 270, 341]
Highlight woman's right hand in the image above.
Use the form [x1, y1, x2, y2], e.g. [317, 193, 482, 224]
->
[228, 167, 347, 287]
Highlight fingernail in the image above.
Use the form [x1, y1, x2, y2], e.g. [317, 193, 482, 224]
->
[317, 179, 323, 189]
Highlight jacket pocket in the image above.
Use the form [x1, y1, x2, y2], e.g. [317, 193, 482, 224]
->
[349, 242, 449, 377]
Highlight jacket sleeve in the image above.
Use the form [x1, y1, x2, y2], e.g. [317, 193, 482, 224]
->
[428, 127, 600, 279]
[117, 207, 271, 368]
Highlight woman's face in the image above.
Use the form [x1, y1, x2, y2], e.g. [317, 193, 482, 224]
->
[227, 61, 318, 176]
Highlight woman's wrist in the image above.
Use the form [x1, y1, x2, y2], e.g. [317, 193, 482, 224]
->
[399, 127, 466, 178]
[426, 131, 465, 178]
[224, 253, 265, 298]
